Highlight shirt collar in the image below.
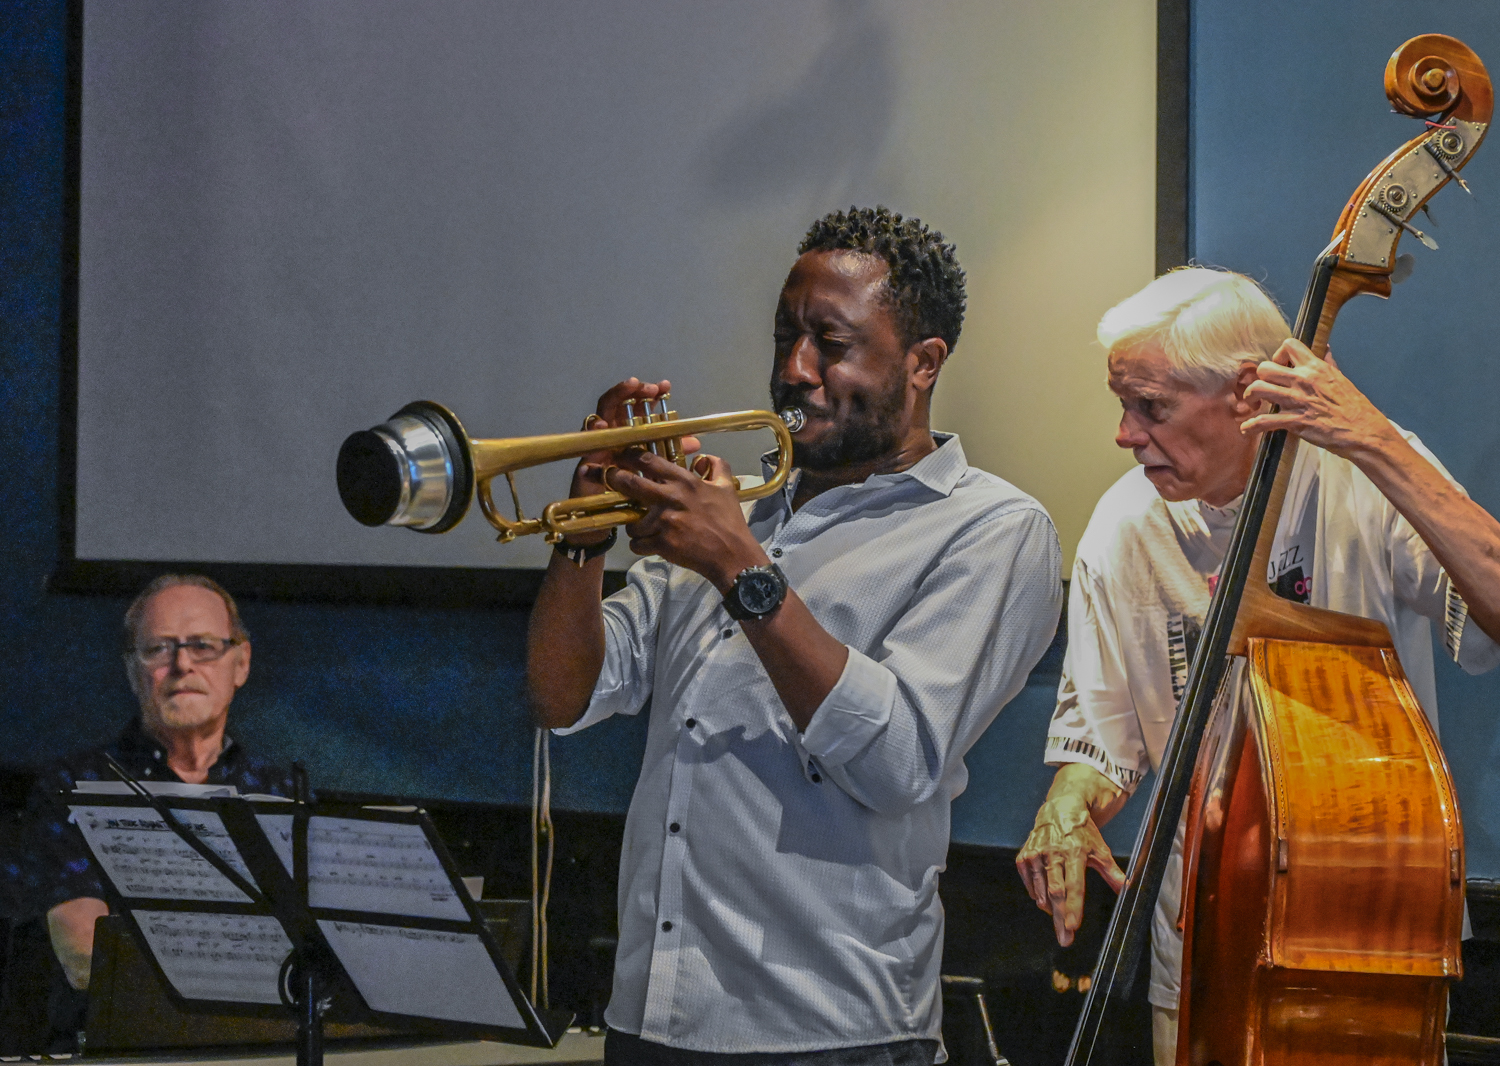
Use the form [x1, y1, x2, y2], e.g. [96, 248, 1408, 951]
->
[760, 432, 968, 501]
[115, 716, 236, 768]
[1196, 492, 1244, 532]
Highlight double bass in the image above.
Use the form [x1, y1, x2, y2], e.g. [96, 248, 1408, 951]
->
[1067, 35, 1491, 1066]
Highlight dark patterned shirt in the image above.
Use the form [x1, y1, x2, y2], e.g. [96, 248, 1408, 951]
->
[10, 717, 294, 916]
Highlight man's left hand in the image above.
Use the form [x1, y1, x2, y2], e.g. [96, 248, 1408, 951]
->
[608, 452, 768, 592]
[1240, 339, 1401, 459]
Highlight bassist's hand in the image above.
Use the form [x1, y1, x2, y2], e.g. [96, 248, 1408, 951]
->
[1241, 340, 1401, 461]
[1017, 764, 1128, 947]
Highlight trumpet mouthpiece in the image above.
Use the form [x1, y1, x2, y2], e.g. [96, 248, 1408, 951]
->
[778, 408, 807, 433]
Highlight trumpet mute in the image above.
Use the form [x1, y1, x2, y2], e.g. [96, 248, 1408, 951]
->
[337, 401, 474, 533]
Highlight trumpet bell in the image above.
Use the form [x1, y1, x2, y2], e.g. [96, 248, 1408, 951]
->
[336, 401, 475, 533]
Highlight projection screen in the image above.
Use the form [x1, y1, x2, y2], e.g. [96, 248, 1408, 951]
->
[65, 0, 1160, 596]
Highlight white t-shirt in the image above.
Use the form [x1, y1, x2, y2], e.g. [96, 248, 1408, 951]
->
[1046, 429, 1499, 1008]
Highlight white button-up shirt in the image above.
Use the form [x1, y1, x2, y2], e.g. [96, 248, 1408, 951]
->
[558, 434, 1062, 1053]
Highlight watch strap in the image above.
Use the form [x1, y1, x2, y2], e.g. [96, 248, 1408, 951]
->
[554, 527, 618, 568]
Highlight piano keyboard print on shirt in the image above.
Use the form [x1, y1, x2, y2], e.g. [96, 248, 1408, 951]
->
[1167, 613, 1202, 707]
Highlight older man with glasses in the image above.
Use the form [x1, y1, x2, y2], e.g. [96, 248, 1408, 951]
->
[14, 574, 292, 1048]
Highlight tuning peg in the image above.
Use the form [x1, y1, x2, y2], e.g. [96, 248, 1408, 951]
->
[1392, 253, 1416, 284]
[1420, 203, 1438, 228]
[1372, 200, 1440, 250]
[1424, 139, 1473, 195]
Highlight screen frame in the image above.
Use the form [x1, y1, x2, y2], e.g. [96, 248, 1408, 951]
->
[50, 0, 1191, 608]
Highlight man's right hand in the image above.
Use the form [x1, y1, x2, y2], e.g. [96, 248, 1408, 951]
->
[566, 378, 703, 543]
[1016, 763, 1129, 947]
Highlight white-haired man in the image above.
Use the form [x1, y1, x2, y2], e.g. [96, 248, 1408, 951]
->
[1013, 267, 1500, 1066]
[16, 574, 292, 1048]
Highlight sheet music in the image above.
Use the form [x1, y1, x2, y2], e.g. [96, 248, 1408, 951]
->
[71, 805, 257, 902]
[72, 780, 237, 798]
[135, 910, 291, 1004]
[257, 815, 469, 920]
[256, 813, 296, 877]
[318, 920, 523, 1029]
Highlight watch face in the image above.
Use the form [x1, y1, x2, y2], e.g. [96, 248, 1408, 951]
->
[737, 569, 784, 615]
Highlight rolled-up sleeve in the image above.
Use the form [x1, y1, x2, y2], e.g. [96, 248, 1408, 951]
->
[553, 556, 670, 736]
[801, 504, 1062, 815]
[800, 648, 898, 765]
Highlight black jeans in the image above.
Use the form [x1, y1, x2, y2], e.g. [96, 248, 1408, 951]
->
[604, 1030, 940, 1066]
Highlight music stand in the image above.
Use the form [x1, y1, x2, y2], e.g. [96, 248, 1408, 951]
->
[67, 773, 570, 1066]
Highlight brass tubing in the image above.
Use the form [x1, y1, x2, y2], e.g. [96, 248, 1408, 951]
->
[665, 409, 684, 466]
[470, 409, 795, 541]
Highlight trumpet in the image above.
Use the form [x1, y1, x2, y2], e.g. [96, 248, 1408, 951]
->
[336, 396, 805, 543]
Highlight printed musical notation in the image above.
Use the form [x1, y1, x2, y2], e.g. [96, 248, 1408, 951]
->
[257, 814, 468, 921]
[318, 920, 523, 1028]
[135, 910, 291, 1004]
[70, 805, 257, 902]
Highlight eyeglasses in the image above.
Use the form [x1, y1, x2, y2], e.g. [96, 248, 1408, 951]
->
[133, 636, 243, 667]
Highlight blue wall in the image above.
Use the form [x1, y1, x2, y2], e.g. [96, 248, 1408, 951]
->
[2, 1, 1496, 869]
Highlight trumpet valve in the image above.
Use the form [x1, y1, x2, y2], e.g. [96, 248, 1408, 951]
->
[638, 397, 659, 455]
[665, 408, 686, 464]
[653, 396, 673, 456]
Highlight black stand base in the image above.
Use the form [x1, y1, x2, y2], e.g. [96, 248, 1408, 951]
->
[283, 953, 329, 1066]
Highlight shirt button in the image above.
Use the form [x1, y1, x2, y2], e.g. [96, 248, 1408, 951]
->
[669, 822, 680, 833]
[685, 718, 696, 729]
[722, 628, 733, 639]
[771, 548, 783, 558]
[811, 773, 822, 783]
[661, 921, 673, 932]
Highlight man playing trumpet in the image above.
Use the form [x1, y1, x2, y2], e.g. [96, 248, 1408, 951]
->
[528, 206, 1062, 1065]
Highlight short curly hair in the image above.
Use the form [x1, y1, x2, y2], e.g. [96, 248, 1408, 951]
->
[798, 205, 967, 354]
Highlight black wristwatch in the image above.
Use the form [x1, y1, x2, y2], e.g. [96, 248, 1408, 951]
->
[722, 563, 789, 621]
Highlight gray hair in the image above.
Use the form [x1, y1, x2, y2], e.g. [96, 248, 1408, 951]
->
[1097, 267, 1291, 391]
[122, 574, 249, 652]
